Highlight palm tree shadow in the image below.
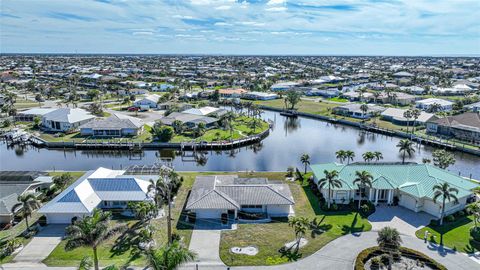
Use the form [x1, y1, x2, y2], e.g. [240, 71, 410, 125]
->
[341, 213, 364, 236]
[278, 246, 303, 261]
[110, 221, 144, 262]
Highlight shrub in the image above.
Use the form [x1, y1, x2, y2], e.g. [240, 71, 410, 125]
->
[455, 210, 465, 217]
[429, 219, 440, 226]
[38, 215, 47, 226]
[471, 227, 480, 242]
[331, 203, 339, 211]
[445, 215, 455, 223]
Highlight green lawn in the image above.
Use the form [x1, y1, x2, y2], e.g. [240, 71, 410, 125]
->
[254, 99, 338, 116]
[13, 98, 40, 110]
[220, 173, 372, 266]
[327, 97, 349, 103]
[415, 215, 480, 253]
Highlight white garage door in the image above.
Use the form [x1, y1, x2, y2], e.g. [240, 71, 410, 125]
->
[196, 209, 223, 219]
[423, 199, 440, 217]
[46, 213, 81, 224]
[399, 194, 417, 212]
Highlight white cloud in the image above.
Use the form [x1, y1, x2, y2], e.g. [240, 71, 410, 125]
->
[215, 5, 231, 10]
[267, 0, 285, 5]
[214, 22, 232, 26]
[266, 6, 287, 12]
[132, 31, 154, 36]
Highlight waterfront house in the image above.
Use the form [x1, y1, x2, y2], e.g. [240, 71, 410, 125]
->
[380, 108, 437, 126]
[218, 88, 248, 98]
[79, 113, 144, 137]
[465, 101, 480, 112]
[242, 91, 278, 100]
[311, 163, 478, 218]
[426, 112, 480, 144]
[134, 94, 161, 110]
[160, 112, 219, 129]
[15, 108, 56, 122]
[415, 98, 453, 112]
[271, 81, 300, 91]
[333, 104, 385, 119]
[39, 168, 153, 224]
[42, 108, 95, 133]
[369, 92, 416, 106]
[185, 175, 294, 219]
[182, 106, 227, 117]
[1, 171, 52, 225]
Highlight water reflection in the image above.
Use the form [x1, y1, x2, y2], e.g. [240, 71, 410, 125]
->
[0, 109, 479, 179]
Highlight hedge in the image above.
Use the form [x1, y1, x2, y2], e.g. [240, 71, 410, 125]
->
[354, 246, 447, 270]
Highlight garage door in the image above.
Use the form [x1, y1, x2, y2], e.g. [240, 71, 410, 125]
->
[423, 199, 440, 217]
[46, 213, 81, 224]
[196, 209, 223, 219]
[399, 194, 417, 212]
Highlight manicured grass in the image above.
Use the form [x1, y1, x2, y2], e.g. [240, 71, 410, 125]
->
[327, 97, 349, 103]
[0, 237, 33, 264]
[38, 125, 152, 143]
[254, 99, 338, 116]
[415, 215, 480, 253]
[13, 98, 40, 110]
[219, 173, 372, 266]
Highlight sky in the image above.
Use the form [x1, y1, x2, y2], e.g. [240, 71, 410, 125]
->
[1, 0, 479, 55]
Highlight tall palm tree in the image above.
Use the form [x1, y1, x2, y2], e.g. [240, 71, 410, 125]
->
[318, 170, 343, 208]
[433, 183, 459, 225]
[396, 139, 415, 164]
[147, 241, 196, 270]
[335, 150, 347, 163]
[360, 104, 369, 118]
[373, 151, 383, 163]
[362, 151, 375, 163]
[345, 150, 355, 164]
[353, 171, 373, 209]
[65, 209, 125, 270]
[377, 226, 402, 269]
[300, 153, 311, 174]
[403, 109, 412, 133]
[411, 109, 421, 134]
[11, 193, 41, 232]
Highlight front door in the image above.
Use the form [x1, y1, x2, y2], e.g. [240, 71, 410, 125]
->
[378, 190, 388, 202]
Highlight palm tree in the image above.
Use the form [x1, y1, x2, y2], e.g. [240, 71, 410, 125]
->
[360, 104, 369, 118]
[195, 122, 206, 137]
[300, 153, 311, 174]
[428, 103, 442, 113]
[403, 109, 412, 133]
[288, 217, 309, 249]
[372, 91, 381, 104]
[411, 109, 421, 134]
[11, 193, 41, 232]
[373, 151, 383, 163]
[171, 120, 183, 134]
[377, 226, 402, 269]
[335, 150, 347, 163]
[65, 209, 125, 270]
[147, 241, 196, 270]
[433, 183, 459, 225]
[468, 203, 480, 228]
[362, 151, 375, 163]
[396, 139, 415, 164]
[353, 171, 373, 209]
[318, 170, 343, 209]
[345, 150, 355, 164]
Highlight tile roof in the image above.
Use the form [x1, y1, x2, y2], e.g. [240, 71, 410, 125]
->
[311, 163, 477, 200]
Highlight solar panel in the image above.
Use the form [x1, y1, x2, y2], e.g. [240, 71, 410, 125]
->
[88, 178, 141, 191]
[58, 190, 81, 202]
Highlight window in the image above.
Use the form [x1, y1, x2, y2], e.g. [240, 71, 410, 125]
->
[241, 205, 262, 209]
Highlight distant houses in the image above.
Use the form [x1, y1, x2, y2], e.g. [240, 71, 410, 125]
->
[133, 94, 161, 110]
[333, 104, 385, 119]
[242, 91, 278, 100]
[426, 112, 480, 144]
[415, 98, 454, 112]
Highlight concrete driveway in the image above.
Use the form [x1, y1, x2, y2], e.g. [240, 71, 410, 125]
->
[186, 219, 226, 268]
[13, 225, 66, 263]
[368, 205, 435, 236]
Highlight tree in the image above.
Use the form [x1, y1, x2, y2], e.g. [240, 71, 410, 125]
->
[78, 256, 118, 270]
[335, 150, 346, 163]
[403, 109, 412, 133]
[318, 170, 342, 209]
[362, 151, 375, 163]
[285, 90, 301, 110]
[468, 203, 480, 228]
[147, 240, 196, 270]
[194, 122, 206, 137]
[428, 103, 442, 113]
[433, 183, 459, 225]
[11, 193, 41, 232]
[53, 173, 73, 191]
[87, 89, 100, 100]
[65, 209, 125, 270]
[151, 122, 174, 142]
[248, 117, 261, 132]
[345, 150, 355, 164]
[373, 151, 383, 163]
[171, 120, 184, 134]
[300, 153, 310, 174]
[377, 227, 402, 269]
[88, 102, 104, 116]
[396, 139, 415, 164]
[432, 150, 456, 169]
[148, 167, 182, 244]
[353, 171, 373, 209]
[411, 109, 421, 134]
[288, 217, 309, 250]
[127, 201, 158, 223]
[34, 94, 43, 105]
[360, 104, 369, 118]
[33, 116, 41, 129]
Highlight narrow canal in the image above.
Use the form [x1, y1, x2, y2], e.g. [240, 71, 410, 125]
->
[1, 109, 479, 179]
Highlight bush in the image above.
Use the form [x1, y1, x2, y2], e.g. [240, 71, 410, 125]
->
[445, 215, 455, 223]
[38, 215, 47, 226]
[429, 219, 440, 226]
[455, 210, 465, 217]
[471, 227, 480, 242]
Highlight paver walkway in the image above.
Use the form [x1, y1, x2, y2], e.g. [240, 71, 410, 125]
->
[13, 225, 66, 263]
[368, 205, 434, 236]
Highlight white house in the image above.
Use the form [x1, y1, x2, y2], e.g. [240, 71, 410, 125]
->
[134, 94, 161, 110]
[42, 108, 95, 132]
[415, 98, 454, 112]
[311, 163, 478, 218]
[79, 113, 143, 137]
[39, 168, 154, 224]
[185, 175, 295, 220]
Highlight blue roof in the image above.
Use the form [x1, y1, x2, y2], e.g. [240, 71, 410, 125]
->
[88, 178, 141, 191]
[58, 190, 81, 202]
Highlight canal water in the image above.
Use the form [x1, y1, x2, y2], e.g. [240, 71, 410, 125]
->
[1, 109, 479, 179]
